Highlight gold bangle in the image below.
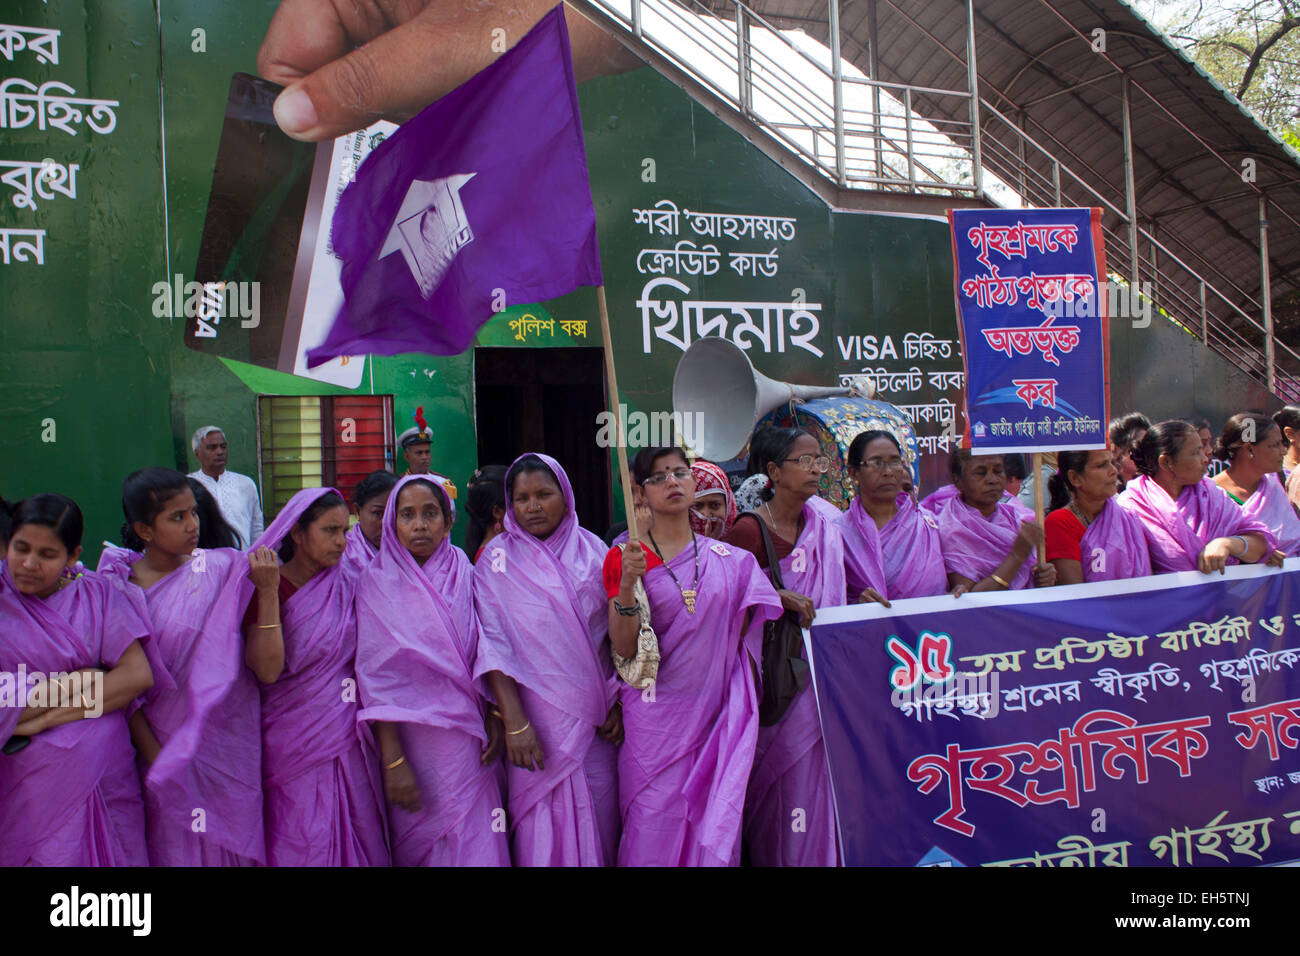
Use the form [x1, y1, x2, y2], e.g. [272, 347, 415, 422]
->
[256, 623, 280, 629]
[384, 755, 406, 771]
[506, 720, 532, 737]
[990, 574, 1011, 589]
[80, 692, 91, 711]
[488, 708, 503, 721]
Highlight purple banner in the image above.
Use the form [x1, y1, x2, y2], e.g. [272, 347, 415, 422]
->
[948, 207, 1108, 454]
[809, 562, 1300, 867]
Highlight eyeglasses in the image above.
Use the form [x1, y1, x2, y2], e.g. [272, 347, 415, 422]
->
[642, 467, 693, 488]
[856, 458, 908, 473]
[783, 455, 832, 474]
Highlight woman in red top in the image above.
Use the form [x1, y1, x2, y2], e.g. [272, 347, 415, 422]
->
[1045, 449, 1151, 584]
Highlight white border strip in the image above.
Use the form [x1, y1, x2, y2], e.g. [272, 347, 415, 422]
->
[812, 557, 1300, 627]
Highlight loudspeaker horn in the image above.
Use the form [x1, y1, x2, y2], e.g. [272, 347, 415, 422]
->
[671, 336, 873, 462]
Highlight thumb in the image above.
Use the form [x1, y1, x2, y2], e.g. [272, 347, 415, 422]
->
[271, 15, 502, 142]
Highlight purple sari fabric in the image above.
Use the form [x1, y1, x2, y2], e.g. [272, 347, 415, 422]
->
[1117, 476, 1277, 573]
[356, 474, 509, 866]
[97, 545, 264, 866]
[831, 500, 889, 605]
[745, 501, 847, 867]
[473, 453, 619, 866]
[878, 495, 949, 598]
[618, 539, 781, 867]
[253, 488, 390, 867]
[936, 494, 1037, 588]
[1237, 473, 1300, 557]
[339, 522, 378, 585]
[921, 483, 1033, 521]
[0, 567, 151, 866]
[1077, 498, 1153, 582]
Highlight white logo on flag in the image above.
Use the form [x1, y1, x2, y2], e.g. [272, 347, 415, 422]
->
[380, 173, 477, 298]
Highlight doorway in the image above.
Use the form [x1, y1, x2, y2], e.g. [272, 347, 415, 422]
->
[474, 348, 611, 534]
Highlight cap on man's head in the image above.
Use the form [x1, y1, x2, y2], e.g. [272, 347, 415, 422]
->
[192, 425, 224, 453]
[399, 405, 434, 449]
[398, 426, 433, 449]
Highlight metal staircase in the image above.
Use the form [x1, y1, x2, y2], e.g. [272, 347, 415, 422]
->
[571, 0, 1300, 402]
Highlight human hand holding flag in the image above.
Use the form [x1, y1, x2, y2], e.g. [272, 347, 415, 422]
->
[305, 4, 604, 367]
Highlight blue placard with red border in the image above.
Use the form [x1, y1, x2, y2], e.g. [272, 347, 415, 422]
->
[948, 207, 1110, 453]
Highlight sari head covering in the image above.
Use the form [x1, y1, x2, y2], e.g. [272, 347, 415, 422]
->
[253, 486, 390, 867]
[935, 492, 1037, 588]
[1235, 472, 1300, 557]
[97, 544, 264, 865]
[474, 453, 620, 865]
[734, 474, 768, 514]
[339, 522, 378, 585]
[1117, 475, 1278, 573]
[921, 482, 1034, 521]
[356, 473, 508, 866]
[0, 565, 152, 866]
[689, 461, 738, 538]
[1076, 497, 1153, 581]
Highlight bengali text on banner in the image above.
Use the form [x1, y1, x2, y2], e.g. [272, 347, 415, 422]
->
[808, 560, 1300, 867]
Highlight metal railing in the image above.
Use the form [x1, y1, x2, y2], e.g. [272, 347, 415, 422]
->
[579, 0, 1297, 400]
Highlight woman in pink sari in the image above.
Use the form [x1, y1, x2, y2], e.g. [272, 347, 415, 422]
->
[0, 494, 155, 866]
[249, 487, 390, 866]
[475, 454, 622, 866]
[938, 451, 1056, 593]
[1212, 414, 1300, 557]
[356, 474, 509, 866]
[722, 427, 876, 866]
[606, 446, 782, 866]
[1117, 419, 1279, 573]
[97, 468, 276, 866]
[1044, 450, 1152, 584]
[841, 429, 946, 600]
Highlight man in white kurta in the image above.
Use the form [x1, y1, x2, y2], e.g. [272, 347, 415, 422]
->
[188, 426, 264, 548]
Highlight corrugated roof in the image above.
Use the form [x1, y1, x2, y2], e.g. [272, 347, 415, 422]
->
[701, 0, 1300, 359]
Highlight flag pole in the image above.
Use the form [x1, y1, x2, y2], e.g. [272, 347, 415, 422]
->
[597, 286, 639, 543]
[1032, 451, 1046, 568]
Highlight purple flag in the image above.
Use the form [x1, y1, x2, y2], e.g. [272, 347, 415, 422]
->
[307, 5, 603, 366]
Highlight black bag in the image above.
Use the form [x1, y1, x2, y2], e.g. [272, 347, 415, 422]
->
[748, 512, 810, 726]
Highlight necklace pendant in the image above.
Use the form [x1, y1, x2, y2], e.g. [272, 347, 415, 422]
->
[682, 589, 697, 614]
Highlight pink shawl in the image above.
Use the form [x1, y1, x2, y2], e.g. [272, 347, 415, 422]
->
[1237, 473, 1300, 557]
[1117, 475, 1277, 573]
[935, 494, 1036, 588]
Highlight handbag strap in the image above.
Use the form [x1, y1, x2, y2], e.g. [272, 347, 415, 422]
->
[744, 510, 786, 590]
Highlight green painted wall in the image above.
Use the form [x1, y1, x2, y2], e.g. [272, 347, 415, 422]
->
[4, 1, 1264, 567]
[0, 0, 174, 564]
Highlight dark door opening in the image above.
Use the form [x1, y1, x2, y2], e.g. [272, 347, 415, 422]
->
[474, 348, 611, 535]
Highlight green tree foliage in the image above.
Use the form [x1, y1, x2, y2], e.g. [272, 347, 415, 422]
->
[1138, 0, 1300, 143]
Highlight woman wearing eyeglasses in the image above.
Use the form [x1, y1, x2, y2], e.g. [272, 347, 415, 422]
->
[605, 445, 782, 866]
[841, 430, 948, 600]
[720, 427, 882, 866]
